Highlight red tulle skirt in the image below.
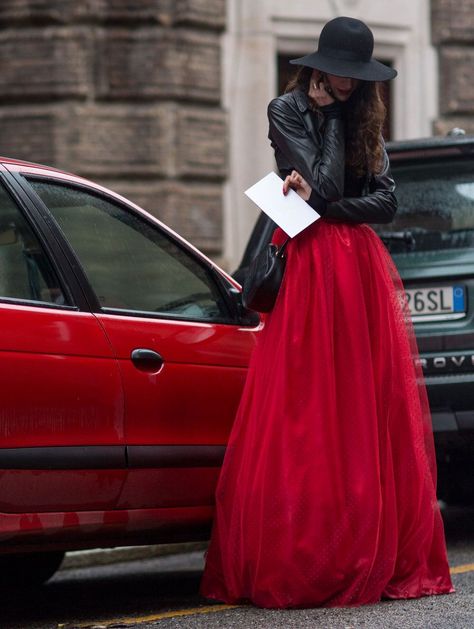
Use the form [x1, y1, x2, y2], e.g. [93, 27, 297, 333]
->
[200, 220, 454, 608]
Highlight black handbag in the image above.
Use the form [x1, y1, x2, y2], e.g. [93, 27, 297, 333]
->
[242, 238, 290, 313]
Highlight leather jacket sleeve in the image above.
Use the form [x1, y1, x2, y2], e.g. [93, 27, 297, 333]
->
[324, 148, 398, 224]
[267, 96, 345, 202]
[267, 91, 397, 224]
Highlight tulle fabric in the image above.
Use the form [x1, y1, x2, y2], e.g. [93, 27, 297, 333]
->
[200, 220, 454, 608]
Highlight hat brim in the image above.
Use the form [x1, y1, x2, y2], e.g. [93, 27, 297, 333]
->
[289, 52, 397, 82]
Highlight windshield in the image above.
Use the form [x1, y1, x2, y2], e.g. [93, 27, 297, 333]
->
[375, 158, 474, 266]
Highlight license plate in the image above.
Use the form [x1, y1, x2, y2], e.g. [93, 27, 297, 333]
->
[405, 285, 466, 322]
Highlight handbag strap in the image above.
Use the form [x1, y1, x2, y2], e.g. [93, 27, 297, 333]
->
[277, 237, 290, 258]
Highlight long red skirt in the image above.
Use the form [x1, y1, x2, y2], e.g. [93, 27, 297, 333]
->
[200, 220, 454, 608]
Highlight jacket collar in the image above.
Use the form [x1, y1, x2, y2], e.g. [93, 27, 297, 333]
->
[294, 89, 310, 112]
[293, 89, 325, 130]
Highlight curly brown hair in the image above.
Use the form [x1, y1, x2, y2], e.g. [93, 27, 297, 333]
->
[285, 66, 386, 177]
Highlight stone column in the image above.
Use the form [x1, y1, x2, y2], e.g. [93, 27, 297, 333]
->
[431, 0, 474, 134]
[223, 0, 277, 271]
[0, 0, 227, 258]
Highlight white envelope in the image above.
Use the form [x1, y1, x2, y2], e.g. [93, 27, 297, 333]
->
[245, 171, 320, 238]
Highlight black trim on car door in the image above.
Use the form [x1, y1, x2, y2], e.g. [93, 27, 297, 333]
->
[0, 445, 226, 469]
[126, 445, 226, 468]
[0, 446, 127, 470]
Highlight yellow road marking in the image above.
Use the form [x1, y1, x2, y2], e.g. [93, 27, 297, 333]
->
[58, 605, 241, 628]
[58, 564, 474, 628]
[450, 562, 474, 575]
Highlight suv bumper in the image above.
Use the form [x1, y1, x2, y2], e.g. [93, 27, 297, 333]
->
[432, 410, 474, 432]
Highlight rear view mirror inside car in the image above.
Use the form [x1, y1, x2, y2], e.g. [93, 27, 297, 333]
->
[0, 227, 17, 246]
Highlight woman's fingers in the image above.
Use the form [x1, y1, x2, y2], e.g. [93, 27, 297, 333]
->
[308, 71, 335, 107]
[283, 172, 298, 195]
[291, 170, 302, 184]
[282, 171, 312, 201]
[283, 171, 304, 196]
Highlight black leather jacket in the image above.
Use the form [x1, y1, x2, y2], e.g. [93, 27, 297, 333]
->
[267, 89, 397, 223]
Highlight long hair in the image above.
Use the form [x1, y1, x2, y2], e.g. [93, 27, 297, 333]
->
[285, 67, 386, 177]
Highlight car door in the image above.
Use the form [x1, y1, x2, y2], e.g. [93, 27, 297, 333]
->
[14, 172, 260, 512]
[0, 165, 126, 515]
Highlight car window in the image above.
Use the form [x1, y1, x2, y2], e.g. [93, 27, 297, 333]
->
[375, 158, 474, 267]
[0, 181, 66, 305]
[28, 180, 230, 321]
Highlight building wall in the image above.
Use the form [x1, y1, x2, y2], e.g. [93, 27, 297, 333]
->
[0, 1, 473, 272]
[431, 0, 474, 134]
[0, 0, 226, 258]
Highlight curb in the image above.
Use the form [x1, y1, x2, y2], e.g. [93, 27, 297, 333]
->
[60, 541, 208, 571]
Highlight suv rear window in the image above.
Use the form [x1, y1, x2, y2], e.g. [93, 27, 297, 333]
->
[375, 158, 474, 266]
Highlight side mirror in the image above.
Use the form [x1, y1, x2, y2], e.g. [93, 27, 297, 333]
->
[229, 287, 261, 326]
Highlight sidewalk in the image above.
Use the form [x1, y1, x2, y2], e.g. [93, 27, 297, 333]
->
[60, 541, 208, 571]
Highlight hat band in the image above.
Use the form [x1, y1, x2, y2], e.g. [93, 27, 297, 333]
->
[318, 45, 372, 63]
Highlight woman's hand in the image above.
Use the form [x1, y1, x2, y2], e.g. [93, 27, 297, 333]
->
[308, 71, 335, 108]
[283, 170, 312, 201]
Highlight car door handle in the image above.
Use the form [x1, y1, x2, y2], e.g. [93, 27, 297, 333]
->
[130, 349, 164, 373]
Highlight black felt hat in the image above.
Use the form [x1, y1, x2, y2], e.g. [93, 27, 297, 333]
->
[290, 16, 397, 82]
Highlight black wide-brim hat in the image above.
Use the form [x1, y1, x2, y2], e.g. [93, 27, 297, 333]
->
[290, 16, 397, 82]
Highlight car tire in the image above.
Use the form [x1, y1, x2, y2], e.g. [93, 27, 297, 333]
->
[0, 551, 65, 587]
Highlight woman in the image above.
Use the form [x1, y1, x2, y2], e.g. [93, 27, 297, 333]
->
[200, 16, 454, 608]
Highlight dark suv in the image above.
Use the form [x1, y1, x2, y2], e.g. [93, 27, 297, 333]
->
[236, 132, 474, 503]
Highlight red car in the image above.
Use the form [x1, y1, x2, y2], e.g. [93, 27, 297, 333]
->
[0, 158, 261, 584]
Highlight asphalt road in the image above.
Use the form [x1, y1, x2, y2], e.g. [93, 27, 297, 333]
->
[2, 505, 473, 629]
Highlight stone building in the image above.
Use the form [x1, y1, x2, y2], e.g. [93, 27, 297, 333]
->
[0, 0, 472, 269]
[0, 0, 226, 260]
[431, 0, 474, 135]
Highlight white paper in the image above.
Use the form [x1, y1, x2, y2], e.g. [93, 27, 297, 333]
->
[244, 171, 320, 238]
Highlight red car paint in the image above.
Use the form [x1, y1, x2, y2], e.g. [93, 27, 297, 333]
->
[0, 159, 260, 554]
